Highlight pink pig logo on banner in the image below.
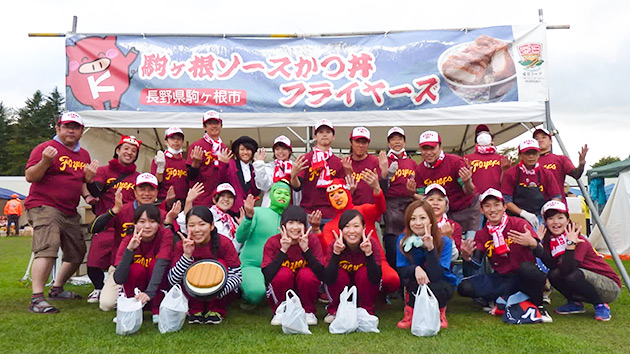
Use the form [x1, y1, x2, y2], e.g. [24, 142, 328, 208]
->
[66, 36, 138, 110]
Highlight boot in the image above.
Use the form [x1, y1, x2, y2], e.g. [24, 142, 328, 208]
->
[439, 306, 448, 328]
[397, 305, 413, 329]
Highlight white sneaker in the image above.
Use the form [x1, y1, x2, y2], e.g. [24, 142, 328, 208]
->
[538, 307, 553, 323]
[324, 313, 336, 324]
[87, 289, 101, 303]
[112, 317, 117, 324]
[152, 314, 159, 324]
[305, 312, 318, 326]
[270, 313, 283, 326]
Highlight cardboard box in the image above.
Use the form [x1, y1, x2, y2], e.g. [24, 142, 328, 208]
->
[570, 213, 587, 234]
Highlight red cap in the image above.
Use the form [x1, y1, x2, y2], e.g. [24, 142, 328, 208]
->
[419, 130, 441, 147]
[117, 135, 142, 149]
[475, 124, 491, 136]
[325, 178, 348, 193]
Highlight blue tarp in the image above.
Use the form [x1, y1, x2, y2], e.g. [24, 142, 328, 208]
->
[0, 187, 26, 200]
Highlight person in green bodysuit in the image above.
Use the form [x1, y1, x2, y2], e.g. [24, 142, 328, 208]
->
[237, 180, 291, 306]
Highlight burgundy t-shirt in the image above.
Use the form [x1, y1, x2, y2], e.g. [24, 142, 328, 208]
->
[171, 234, 241, 268]
[500, 165, 563, 200]
[544, 235, 622, 288]
[474, 216, 537, 275]
[25, 140, 91, 215]
[349, 155, 381, 206]
[109, 202, 168, 264]
[115, 228, 173, 266]
[93, 164, 138, 215]
[538, 152, 576, 198]
[385, 155, 417, 199]
[186, 138, 228, 206]
[297, 150, 345, 218]
[464, 152, 504, 195]
[261, 233, 324, 271]
[414, 153, 473, 211]
[325, 237, 382, 270]
[151, 153, 188, 201]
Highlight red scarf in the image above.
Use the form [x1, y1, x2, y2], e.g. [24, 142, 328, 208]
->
[108, 158, 137, 174]
[550, 233, 568, 258]
[211, 205, 237, 237]
[475, 145, 497, 154]
[518, 160, 540, 176]
[273, 159, 293, 183]
[312, 147, 333, 188]
[423, 150, 445, 169]
[387, 149, 408, 160]
[436, 214, 448, 228]
[487, 213, 510, 256]
[203, 133, 223, 166]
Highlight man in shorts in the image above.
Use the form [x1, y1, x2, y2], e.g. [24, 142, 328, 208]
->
[24, 112, 98, 313]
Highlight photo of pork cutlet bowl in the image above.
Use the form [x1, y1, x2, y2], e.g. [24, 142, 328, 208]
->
[438, 35, 517, 104]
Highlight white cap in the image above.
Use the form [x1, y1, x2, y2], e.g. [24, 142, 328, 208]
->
[215, 183, 236, 196]
[202, 110, 222, 123]
[518, 138, 540, 153]
[541, 200, 568, 215]
[424, 183, 447, 196]
[350, 126, 371, 141]
[314, 119, 334, 132]
[387, 127, 405, 138]
[164, 127, 184, 139]
[419, 130, 441, 147]
[480, 188, 504, 203]
[58, 111, 84, 126]
[135, 173, 158, 188]
[273, 135, 292, 150]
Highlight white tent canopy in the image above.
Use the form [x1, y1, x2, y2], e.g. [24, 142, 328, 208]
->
[589, 169, 630, 256]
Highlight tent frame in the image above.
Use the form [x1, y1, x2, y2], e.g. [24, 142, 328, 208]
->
[28, 10, 629, 294]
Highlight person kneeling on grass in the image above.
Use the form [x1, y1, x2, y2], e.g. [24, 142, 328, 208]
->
[396, 200, 456, 329]
[457, 188, 552, 323]
[323, 209, 382, 324]
[530, 201, 620, 321]
[113, 204, 173, 324]
[262, 206, 325, 326]
[168, 206, 242, 325]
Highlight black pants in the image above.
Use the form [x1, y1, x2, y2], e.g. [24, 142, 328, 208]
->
[457, 262, 546, 306]
[405, 277, 455, 309]
[548, 268, 601, 305]
[7, 214, 19, 235]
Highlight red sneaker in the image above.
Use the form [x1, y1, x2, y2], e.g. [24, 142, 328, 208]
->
[440, 306, 448, 328]
[397, 305, 413, 329]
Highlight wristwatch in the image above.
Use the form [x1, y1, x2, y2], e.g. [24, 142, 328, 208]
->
[567, 240, 577, 246]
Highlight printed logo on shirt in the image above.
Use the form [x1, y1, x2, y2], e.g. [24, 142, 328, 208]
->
[423, 176, 453, 187]
[106, 177, 135, 191]
[133, 255, 154, 268]
[484, 238, 514, 258]
[338, 260, 364, 272]
[543, 163, 557, 170]
[281, 259, 307, 272]
[58, 156, 88, 172]
[121, 222, 134, 238]
[470, 159, 501, 173]
[391, 168, 415, 182]
[308, 167, 337, 182]
[204, 150, 216, 166]
[164, 167, 187, 181]
[518, 181, 544, 192]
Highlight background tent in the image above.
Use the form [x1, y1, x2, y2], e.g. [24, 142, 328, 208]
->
[588, 165, 630, 257]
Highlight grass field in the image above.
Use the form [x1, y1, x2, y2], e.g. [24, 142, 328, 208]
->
[1, 236, 629, 354]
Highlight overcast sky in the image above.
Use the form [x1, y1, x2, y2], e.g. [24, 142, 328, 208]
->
[1, 0, 628, 170]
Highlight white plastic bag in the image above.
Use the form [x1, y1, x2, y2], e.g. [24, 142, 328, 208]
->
[158, 284, 189, 334]
[356, 307, 380, 333]
[116, 295, 143, 336]
[329, 286, 359, 334]
[411, 285, 440, 337]
[278, 290, 311, 335]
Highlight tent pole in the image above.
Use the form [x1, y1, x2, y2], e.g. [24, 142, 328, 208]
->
[546, 107, 630, 293]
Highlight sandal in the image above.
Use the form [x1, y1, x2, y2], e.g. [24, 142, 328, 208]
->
[29, 299, 59, 314]
[49, 288, 83, 300]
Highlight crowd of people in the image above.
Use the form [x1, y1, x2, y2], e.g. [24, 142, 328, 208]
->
[22, 109, 621, 330]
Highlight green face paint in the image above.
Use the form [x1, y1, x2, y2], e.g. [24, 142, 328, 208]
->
[269, 181, 291, 214]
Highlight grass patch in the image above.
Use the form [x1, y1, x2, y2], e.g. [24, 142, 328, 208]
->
[1, 236, 629, 354]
